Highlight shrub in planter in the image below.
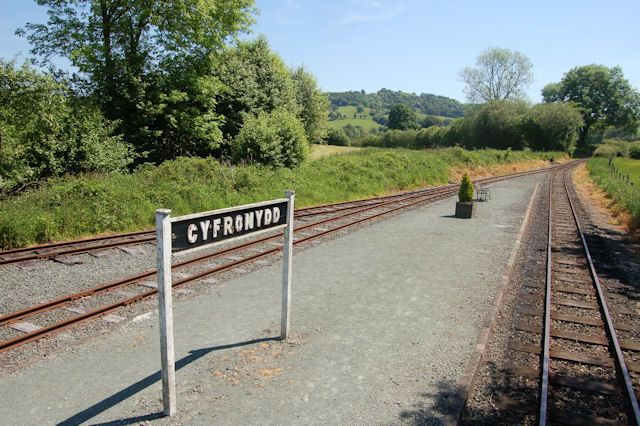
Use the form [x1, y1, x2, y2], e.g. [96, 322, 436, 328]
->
[459, 173, 474, 202]
[456, 173, 475, 219]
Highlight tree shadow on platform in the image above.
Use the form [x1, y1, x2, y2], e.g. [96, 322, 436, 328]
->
[58, 336, 279, 426]
[398, 370, 534, 425]
[397, 379, 465, 425]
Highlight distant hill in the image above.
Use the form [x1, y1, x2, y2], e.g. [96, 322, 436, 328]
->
[327, 89, 465, 118]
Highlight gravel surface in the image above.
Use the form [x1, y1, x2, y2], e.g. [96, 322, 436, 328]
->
[462, 173, 550, 425]
[463, 165, 640, 425]
[0, 174, 543, 425]
[0, 192, 457, 371]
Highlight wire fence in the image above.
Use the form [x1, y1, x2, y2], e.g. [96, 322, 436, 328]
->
[608, 158, 635, 187]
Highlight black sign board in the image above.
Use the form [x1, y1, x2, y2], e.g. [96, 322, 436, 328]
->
[171, 199, 289, 252]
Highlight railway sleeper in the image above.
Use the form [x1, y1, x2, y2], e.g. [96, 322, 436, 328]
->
[513, 321, 640, 351]
[494, 396, 620, 426]
[509, 339, 640, 373]
[505, 363, 622, 396]
[517, 307, 637, 332]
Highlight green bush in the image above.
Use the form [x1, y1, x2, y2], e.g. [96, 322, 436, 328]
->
[520, 103, 583, 152]
[593, 145, 619, 157]
[416, 126, 446, 148]
[325, 128, 350, 146]
[630, 144, 640, 159]
[469, 101, 528, 150]
[0, 60, 133, 193]
[459, 173, 474, 202]
[232, 109, 309, 167]
[594, 140, 633, 158]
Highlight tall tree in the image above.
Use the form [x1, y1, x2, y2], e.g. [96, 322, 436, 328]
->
[291, 66, 329, 144]
[387, 104, 418, 130]
[542, 65, 640, 147]
[19, 0, 256, 158]
[459, 47, 533, 103]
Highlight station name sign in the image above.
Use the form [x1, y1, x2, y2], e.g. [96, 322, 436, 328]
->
[170, 199, 289, 252]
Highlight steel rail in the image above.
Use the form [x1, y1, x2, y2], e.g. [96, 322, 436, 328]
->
[562, 168, 640, 425]
[0, 162, 579, 353]
[0, 199, 394, 265]
[0, 163, 571, 265]
[0, 185, 457, 326]
[0, 183, 459, 353]
[538, 172, 553, 425]
[0, 229, 154, 257]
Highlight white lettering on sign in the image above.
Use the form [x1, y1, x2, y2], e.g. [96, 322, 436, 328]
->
[244, 212, 254, 231]
[212, 218, 222, 239]
[180, 205, 286, 248]
[199, 220, 210, 241]
[224, 216, 233, 236]
[187, 223, 198, 243]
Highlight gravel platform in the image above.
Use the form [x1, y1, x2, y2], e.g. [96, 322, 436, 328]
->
[0, 174, 543, 425]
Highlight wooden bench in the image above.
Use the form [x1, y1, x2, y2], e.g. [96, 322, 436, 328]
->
[475, 182, 491, 202]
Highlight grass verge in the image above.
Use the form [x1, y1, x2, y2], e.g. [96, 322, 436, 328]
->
[309, 144, 363, 160]
[586, 158, 640, 227]
[0, 148, 565, 248]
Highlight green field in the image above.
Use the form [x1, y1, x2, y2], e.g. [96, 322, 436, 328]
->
[328, 106, 453, 133]
[328, 106, 380, 132]
[614, 158, 640, 186]
[0, 148, 563, 248]
[587, 157, 640, 226]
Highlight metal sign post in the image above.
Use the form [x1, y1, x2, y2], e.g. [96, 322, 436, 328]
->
[155, 191, 295, 416]
[281, 190, 295, 339]
[156, 209, 176, 416]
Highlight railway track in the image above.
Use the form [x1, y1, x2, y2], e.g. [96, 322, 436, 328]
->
[0, 164, 569, 355]
[493, 165, 640, 425]
[0, 196, 428, 265]
[0, 164, 567, 266]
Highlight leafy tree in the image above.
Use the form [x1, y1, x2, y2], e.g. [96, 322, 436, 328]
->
[231, 109, 308, 167]
[291, 67, 329, 144]
[416, 126, 446, 148]
[214, 36, 298, 141]
[421, 115, 444, 128]
[325, 128, 350, 146]
[468, 100, 528, 149]
[0, 60, 132, 193]
[459, 47, 533, 103]
[19, 0, 256, 157]
[342, 123, 365, 141]
[520, 103, 583, 152]
[372, 111, 388, 126]
[542, 65, 640, 147]
[388, 104, 418, 130]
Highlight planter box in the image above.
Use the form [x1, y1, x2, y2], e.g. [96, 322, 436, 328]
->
[455, 201, 475, 219]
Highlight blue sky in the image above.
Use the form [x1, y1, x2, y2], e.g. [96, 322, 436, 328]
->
[2, 0, 639, 103]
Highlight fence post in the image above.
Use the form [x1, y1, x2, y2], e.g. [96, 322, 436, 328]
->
[156, 209, 176, 416]
[281, 190, 295, 340]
